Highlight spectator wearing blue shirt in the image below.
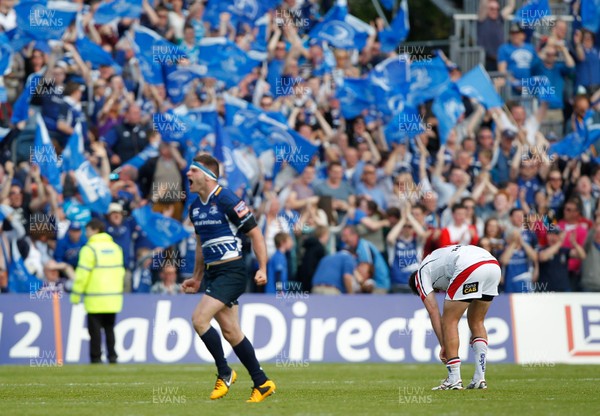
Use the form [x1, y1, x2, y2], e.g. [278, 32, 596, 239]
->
[312, 250, 357, 294]
[532, 41, 576, 125]
[498, 24, 539, 92]
[54, 222, 87, 268]
[341, 226, 391, 293]
[266, 233, 292, 294]
[573, 29, 600, 93]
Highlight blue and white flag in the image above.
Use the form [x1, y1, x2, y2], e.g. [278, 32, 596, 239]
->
[132, 205, 188, 248]
[62, 123, 86, 173]
[7, 239, 40, 293]
[407, 56, 451, 106]
[456, 64, 503, 109]
[122, 143, 160, 169]
[197, 37, 261, 88]
[580, 0, 600, 33]
[5, 27, 37, 51]
[133, 25, 186, 85]
[309, 0, 375, 50]
[33, 113, 62, 193]
[94, 0, 143, 24]
[368, 54, 410, 115]
[75, 159, 112, 214]
[379, 0, 410, 53]
[0, 33, 14, 75]
[257, 115, 319, 174]
[224, 96, 272, 153]
[15, 0, 77, 41]
[514, 0, 551, 27]
[432, 84, 465, 144]
[215, 126, 248, 192]
[166, 64, 207, 104]
[384, 105, 424, 146]
[335, 77, 374, 118]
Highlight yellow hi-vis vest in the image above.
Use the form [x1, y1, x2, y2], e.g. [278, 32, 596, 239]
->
[70, 233, 125, 313]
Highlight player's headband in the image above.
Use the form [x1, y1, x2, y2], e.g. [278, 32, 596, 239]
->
[192, 161, 218, 181]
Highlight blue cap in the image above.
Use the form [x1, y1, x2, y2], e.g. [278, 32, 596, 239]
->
[33, 41, 51, 54]
[69, 222, 82, 231]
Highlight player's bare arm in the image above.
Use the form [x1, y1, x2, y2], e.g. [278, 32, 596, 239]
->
[422, 291, 445, 362]
[246, 226, 268, 286]
[182, 235, 203, 293]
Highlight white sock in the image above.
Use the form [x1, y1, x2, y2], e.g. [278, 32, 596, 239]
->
[446, 357, 462, 383]
[471, 337, 488, 381]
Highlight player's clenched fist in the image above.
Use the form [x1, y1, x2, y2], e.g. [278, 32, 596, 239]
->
[182, 278, 201, 294]
[254, 269, 267, 286]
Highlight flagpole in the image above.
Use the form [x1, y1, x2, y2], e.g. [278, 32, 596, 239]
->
[370, 0, 390, 27]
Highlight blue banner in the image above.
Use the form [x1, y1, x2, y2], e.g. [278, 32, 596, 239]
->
[0, 294, 515, 364]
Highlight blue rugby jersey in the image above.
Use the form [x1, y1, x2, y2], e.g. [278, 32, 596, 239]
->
[189, 185, 257, 265]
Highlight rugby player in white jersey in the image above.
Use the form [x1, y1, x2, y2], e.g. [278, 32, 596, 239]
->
[409, 244, 501, 390]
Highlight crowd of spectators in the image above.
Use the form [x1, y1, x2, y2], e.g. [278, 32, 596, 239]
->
[0, 0, 599, 296]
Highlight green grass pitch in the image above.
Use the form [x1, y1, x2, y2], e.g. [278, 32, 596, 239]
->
[1, 363, 599, 416]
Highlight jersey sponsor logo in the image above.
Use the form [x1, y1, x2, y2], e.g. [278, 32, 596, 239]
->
[234, 201, 249, 218]
[199, 212, 207, 219]
[209, 204, 219, 215]
[463, 282, 479, 294]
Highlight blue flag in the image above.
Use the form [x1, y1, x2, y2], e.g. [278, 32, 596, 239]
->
[15, 0, 77, 41]
[549, 132, 590, 158]
[368, 54, 410, 115]
[581, 0, 600, 33]
[384, 105, 424, 146]
[197, 37, 261, 88]
[515, 0, 551, 27]
[5, 26, 37, 51]
[75, 160, 113, 214]
[308, 0, 375, 50]
[11, 74, 41, 124]
[133, 25, 186, 85]
[407, 56, 451, 106]
[215, 125, 248, 193]
[380, 0, 394, 10]
[432, 84, 465, 144]
[379, 0, 410, 53]
[7, 239, 40, 293]
[76, 36, 115, 69]
[122, 143, 160, 169]
[456, 64, 503, 109]
[94, 0, 143, 24]
[0, 33, 14, 75]
[132, 205, 188, 248]
[335, 77, 374, 118]
[166, 65, 207, 104]
[33, 113, 62, 193]
[224, 96, 273, 153]
[62, 123, 86, 173]
[257, 115, 319, 174]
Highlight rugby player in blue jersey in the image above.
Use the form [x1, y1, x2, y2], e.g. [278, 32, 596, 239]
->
[182, 154, 275, 403]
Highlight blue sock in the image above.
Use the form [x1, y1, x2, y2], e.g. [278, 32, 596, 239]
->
[200, 327, 230, 377]
[233, 337, 268, 387]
